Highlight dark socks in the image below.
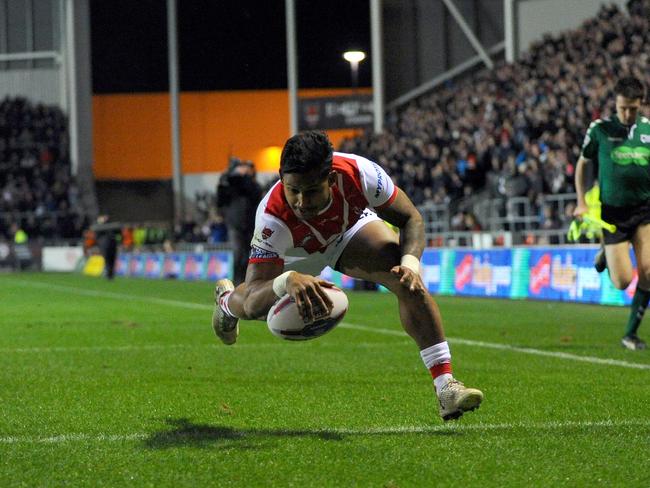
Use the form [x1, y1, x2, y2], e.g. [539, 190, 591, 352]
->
[625, 287, 650, 337]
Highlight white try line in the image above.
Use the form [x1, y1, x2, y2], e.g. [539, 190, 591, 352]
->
[340, 323, 650, 370]
[1, 419, 648, 445]
[7, 279, 650, 371]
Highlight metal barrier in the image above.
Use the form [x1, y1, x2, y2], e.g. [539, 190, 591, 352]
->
[419, 192, 582, 245]
[425, 228, 598, 248]
[418, 203, 450, 234]
[483, 193, 578, 232]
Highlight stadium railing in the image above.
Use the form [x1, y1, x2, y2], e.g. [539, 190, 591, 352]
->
[420, 192, 601, 248]
[418, 203, 451, 234]
[419, 192, 580, 237]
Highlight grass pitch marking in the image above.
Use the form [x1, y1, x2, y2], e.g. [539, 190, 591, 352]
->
[10, 279, 650, 370]
[1, 419, 648, 445]
[341, 323, 650, 370]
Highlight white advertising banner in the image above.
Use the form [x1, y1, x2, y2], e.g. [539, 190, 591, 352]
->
[42, 246, 84, 272]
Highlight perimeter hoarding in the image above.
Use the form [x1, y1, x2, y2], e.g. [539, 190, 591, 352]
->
[116, 251, 232, 281]
[420, 246, 635, 306]
[114, 246, 634, 307]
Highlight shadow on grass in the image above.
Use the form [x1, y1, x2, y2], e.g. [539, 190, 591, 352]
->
[144, 418, 345, 449]
[143, 418, 460, 449]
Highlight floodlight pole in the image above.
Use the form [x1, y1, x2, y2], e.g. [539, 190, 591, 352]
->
[285, 0, 298, 136]
[370, 0, 384, 134]
[167, 0, 184, 223]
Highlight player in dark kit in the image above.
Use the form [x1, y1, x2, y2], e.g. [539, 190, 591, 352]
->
[211, 130, 483, 421]
[574, 76, 650, 350]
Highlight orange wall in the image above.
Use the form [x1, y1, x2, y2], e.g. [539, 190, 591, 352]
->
[92, 88, 370, 180]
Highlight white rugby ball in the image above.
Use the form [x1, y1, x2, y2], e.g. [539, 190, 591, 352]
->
[267, 287, 348, 341]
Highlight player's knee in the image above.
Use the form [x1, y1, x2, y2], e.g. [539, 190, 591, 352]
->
[610, 274, 633, 290]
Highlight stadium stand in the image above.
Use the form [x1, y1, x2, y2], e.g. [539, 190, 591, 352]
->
[338, 0, 650, 244]
[0, 96, 87, 243]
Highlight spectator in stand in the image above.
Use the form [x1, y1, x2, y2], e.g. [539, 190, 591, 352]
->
[11, 222, 31, 270]
[463, 212, 482, 232]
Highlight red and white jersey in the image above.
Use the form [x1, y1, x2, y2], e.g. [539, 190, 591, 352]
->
[249, 152, 397, 265]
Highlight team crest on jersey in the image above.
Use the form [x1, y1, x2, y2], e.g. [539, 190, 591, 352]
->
[261, 227, 274, 239]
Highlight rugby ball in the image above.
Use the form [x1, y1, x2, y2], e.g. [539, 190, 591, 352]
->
[267, 287, 348, 341]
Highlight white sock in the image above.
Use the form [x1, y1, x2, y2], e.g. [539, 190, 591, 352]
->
[420, 341, 451, 368]
[420, 341, 454, 393]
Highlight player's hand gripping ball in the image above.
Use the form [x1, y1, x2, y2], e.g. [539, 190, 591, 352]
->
[267, 287, 348, 341]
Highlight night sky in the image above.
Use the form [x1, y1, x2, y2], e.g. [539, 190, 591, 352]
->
[90, 0, 372, 93]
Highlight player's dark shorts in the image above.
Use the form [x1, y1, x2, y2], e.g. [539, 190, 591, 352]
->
[601, 201, 650, 245]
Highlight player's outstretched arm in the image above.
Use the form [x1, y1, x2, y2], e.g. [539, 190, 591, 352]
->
[376, 188, 427, 293]
[241, 261, 286, 319]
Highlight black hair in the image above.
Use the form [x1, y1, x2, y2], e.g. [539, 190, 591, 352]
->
[614, 76, 645, 101]
[279, 130, 333, 179]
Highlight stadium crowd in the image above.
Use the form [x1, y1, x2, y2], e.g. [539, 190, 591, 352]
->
[3, 1, 649, 247]
[0, 96, 86, 242]
[339, 0, 650, 227]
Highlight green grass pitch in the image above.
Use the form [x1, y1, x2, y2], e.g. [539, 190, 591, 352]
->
[1, 273, 649, 487]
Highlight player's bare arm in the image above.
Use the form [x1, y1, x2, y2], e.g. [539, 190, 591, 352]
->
[376, 188, 427, 293]
[573, 156, 590, 217]
[243, 261, 334, 323]
[240, 261, 284, 318]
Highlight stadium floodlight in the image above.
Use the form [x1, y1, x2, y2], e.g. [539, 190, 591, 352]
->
[343, 50, 366, 89]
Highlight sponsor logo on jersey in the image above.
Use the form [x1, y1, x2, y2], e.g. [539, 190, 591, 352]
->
[373, 163, 384, 198]
[611, 146, 650, 166]
[249, 245, 279, 260]
[641, 134, 650, 144]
